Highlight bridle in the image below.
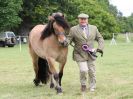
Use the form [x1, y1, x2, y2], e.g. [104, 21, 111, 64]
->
[55, 32, 65, 35]
[51, 17, 69, 47]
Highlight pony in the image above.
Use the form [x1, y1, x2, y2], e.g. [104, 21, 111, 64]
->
[28, 15, 70, 94]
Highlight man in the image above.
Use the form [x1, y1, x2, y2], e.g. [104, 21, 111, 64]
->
[67, 13, 104, 92]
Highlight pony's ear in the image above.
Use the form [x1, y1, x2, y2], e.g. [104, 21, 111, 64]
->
[48, 16, 54, 20]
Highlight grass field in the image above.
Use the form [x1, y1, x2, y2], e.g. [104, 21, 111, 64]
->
[0, 41, 133, 99]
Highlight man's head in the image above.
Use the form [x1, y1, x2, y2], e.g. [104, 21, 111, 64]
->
[78, 13, 89, 26]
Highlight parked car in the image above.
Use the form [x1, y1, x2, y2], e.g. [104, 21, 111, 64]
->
[0, 31, 16, 47]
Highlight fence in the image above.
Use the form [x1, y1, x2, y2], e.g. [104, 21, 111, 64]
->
[16, 36, 28, 52]
[15, 33, 133, 51]
[110, 33, 133, 45]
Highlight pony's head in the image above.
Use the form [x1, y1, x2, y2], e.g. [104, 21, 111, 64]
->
[41, 14, 70, 47]
[53, 15, 70, 46]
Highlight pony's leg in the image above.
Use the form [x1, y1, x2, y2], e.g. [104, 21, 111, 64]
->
[33, 59, 40, 86]
[47, 58, 62, 93]
[50, 74, 55, 88]
[52, 58, 66, 93]
[29, 44, 39, 86]
[47, 58, 57, 74]
[54, 74, 62, 93]
[54, 61, 66, 93]
[59, 61, 66, 86]
[53, 62, 66, 94]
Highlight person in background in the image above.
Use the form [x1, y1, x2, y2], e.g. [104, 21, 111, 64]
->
[66, 13, 104, 92]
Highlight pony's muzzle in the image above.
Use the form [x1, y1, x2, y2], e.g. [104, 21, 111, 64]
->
[59, 40, 68, 47]
[62, 40, 68, 47]
[58, 35, 68, 47]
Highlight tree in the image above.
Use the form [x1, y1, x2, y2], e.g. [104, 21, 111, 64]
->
[0, 0, 22, 32]
[20, 0, 59, 24]
[126, 14, 133, 32]
[17, 0, 79, 35]
[6, 0, 128, 39]
[109, 4, 118, 17]
[70, 0, 119, 39]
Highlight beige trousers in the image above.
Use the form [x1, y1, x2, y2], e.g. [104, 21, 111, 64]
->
[77, 61, 96, 89]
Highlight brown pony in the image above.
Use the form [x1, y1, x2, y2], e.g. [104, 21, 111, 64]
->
[28, 15, 70, 94]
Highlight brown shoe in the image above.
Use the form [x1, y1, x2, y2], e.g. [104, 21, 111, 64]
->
[81, 85, 86, 92]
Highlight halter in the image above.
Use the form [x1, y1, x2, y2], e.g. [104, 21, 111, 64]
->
[55, 32, 65, 35]
[55, 31, 67, 47]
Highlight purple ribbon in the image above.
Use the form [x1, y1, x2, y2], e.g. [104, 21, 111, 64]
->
[82, 44, 97, 60]
[82, 44, 93, 52]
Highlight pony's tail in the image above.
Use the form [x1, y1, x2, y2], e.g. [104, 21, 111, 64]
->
[38, 57, 50, 84]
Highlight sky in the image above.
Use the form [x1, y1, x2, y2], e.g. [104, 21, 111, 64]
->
[109, 0, 133, 16]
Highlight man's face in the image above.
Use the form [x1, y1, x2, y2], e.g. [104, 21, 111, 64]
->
[78, 18, 88, 26]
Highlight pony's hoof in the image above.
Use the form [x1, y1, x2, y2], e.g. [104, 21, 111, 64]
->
[50, 83, 54, 88]
[57, 88, 63, 94]
[33, 79, 40, 86]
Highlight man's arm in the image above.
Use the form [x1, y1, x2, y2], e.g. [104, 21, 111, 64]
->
[95, 27, 104, 52]
[66, 28, 74, 45]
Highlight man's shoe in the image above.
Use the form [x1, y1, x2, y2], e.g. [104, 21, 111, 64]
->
[81, 85, 86, 92]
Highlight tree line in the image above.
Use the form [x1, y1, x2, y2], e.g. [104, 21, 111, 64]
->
[0, 0, 133, 39]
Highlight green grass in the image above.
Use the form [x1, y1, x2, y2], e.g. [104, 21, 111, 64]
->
[0, 41, 133, 99]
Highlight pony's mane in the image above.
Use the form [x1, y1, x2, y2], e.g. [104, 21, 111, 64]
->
[54, 15, 70, 30]
[40, 15, 70, 40]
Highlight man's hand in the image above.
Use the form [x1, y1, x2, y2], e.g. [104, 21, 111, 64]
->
[96, 49, 103, 57]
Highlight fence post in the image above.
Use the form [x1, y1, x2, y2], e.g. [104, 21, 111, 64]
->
[126, 32, 131, 43]
[19, 36, 22, 52]
[110, 33, 117, 45]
